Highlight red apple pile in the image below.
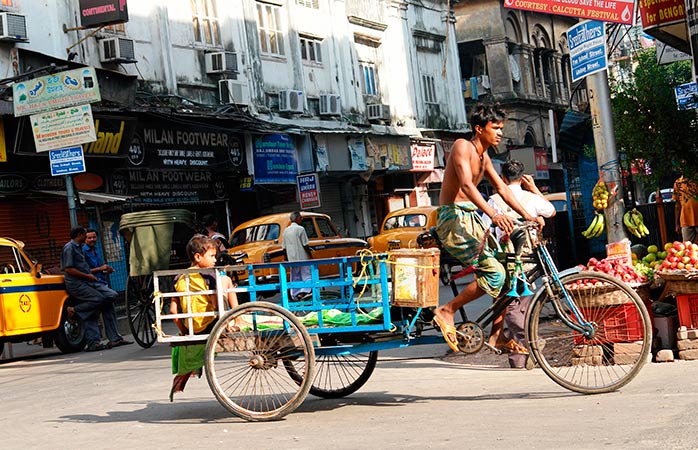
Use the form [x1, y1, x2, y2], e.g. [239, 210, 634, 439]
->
[657, 241, 698, 272]
[574, 257, 648, 285]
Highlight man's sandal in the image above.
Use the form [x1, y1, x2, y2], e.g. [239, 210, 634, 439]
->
[433, 315, 460, 353]
[495, 338, 529, 355]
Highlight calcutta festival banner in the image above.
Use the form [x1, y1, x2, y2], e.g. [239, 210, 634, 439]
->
[253, 133, 298, 184]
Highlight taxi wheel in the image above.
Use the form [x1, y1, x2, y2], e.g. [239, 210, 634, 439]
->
[54, 305, 86, 353]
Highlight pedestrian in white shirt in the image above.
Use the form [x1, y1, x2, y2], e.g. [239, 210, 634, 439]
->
[482, 160, 556, 368]
[282, 211, 313, 300]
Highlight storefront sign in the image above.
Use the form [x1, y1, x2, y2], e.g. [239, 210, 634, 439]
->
[79, 0, 129, 28]
[49, 146, 86, 176]
[675, 82, 698, 110]
[534, 148, 550, 180]
[568, 20, 607, 82]
[504, 0, 635, 25]
[297, 173, 321, 209]
[239, 176, 254, 192]
[253, 134, 298, 184]
[639, 0, 685, 29]
[13, 67, 101, 117]
[31, 104, 96, 152]
[109, 169, 222, 204]
[83, 116, 137, 157]
[0, 173, 29, 194]
[129, 119, 246, 172]
[656, 41, 691, 65]
[410, 143, 435, 172]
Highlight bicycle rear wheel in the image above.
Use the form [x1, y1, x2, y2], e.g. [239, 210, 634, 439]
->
[526, 271, 650, 394]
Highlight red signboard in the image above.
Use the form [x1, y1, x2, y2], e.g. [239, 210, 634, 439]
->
[409, 143, 435, 172]
[504, 0, 635, 25]
[639, 0, 686, 28]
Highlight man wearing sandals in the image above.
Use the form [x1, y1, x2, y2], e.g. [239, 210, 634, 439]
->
[61, 226, 131, 351]
[432, 104, 535, 355]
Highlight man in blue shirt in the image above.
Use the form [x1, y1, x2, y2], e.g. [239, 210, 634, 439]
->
[62, 226, 131, 351]
[83, 228, 115, 284]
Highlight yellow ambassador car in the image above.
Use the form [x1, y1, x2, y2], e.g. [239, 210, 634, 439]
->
[367, 206, 438, 252]
[0, 238, 86, 355]
[229, 212, 368, 286]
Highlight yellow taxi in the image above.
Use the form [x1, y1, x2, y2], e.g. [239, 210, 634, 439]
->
[228, 212, 368, 285]
[0, 238, 86, 355]
[367, 206, 438, 253]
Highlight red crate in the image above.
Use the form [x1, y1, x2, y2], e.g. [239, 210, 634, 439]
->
[677, 294, 698, 330]
[575, 303, 643, 344]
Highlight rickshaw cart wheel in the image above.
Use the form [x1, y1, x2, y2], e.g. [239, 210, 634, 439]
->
[126, 275, 157, 348]
[205, 302, 315, 422]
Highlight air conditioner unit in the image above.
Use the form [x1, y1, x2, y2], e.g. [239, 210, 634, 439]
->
[219, 79, 249, 106]
[279, 90, 304, 113]
[319, 94, 341, 116]
[205, 51, 238, 74]
[367, 103, 390, 121]
[99, 37, 136, 64]
[0, 12, 27, 41]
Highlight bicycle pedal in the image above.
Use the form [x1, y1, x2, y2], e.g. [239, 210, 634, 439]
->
[483, 341, 502, 355]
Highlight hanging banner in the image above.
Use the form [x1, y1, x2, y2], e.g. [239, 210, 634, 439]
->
[13, 67, 101, 117]
[504, 0, 634, 25]
[315, 136, 330, 172]
[31, 104, 96, 152]
[297, 173, 321, 209]
[639, 0, 686, 28]
[349, 138, 368, 171]
[568, 20, 607, 83]
[410, 142, 435, 172]
[253, 134, 298, 184]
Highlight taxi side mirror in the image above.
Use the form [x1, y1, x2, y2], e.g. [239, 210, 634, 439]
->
[34, 263, 42, 278]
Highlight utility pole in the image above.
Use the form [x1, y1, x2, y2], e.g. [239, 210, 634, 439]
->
[587, 70, 628, 244]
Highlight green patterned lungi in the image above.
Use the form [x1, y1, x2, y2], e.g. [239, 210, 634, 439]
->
[436, 202, 507, 298]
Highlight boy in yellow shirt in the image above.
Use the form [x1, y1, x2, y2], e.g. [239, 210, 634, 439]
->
[169, 235, 239, 401]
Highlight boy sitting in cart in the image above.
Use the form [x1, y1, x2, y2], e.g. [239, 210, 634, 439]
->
[169, 235, 240, 401]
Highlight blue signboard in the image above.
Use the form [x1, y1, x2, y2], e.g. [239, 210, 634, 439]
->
[675, 82, 698, 110]
[49, 146, 86, 176]
[253, 134, 298, 184]
[568, 20, 607, 83]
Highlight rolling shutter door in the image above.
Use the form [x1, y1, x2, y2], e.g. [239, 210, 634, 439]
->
[318, 180, 345, 234]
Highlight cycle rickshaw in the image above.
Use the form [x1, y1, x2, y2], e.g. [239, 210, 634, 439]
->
[118, 209, 198, 348]
[152, 221, 651, 421]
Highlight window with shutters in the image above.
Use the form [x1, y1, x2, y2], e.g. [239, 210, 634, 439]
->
[300, 35, 323, 63]
[191, 0, 221, 46]
[257, 1, 286, 56]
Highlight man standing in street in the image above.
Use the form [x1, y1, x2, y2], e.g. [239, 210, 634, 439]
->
[62, 226, 131, 351]
[282, 212, 313, 300]
[673, 175, 698, 243]
[432, 104, 535, 353]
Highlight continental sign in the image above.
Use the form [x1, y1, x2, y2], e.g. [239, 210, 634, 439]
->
[504, 0, 635, 25]
[639, 0, 686, 29]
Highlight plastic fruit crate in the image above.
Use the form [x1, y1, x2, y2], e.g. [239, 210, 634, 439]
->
[677, 294, 698, 330]
[574, 303, 643, 344]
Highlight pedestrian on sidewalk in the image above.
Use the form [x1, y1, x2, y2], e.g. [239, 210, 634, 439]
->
[282, 212, 313, 300]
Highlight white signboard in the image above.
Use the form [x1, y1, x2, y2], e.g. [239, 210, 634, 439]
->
[49, 146, 86, 176]
[568, 20, 608, 83]
[656, 41, 691, 65]
[13, 67, 101, 117]
[31, 104, 97, 152]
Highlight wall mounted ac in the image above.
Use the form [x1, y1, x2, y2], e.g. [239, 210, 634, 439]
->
[319, 94, 341, 116]
[206, 51, 238, 74]
[219, 79, 249, 106]
[367, 103, 390, 121]
[100, 37, 136, 64]
[279, 90, 304, 113]
[0, 12, 27, 41]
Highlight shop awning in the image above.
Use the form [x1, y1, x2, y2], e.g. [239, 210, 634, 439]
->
[34, 190, 133, 204]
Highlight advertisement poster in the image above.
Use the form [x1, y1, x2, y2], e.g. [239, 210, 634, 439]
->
[410, 143, 435, 172]
[253, 134, 298, 184]
[13, 67, 101, 117]
[504, 0, 635, 25]
[297, 173, 321, 209]
[568, 20, 607, 82]
[31, 104, 96, 152]
[315, 136, 330, 172]
[349, 138, 368, 171]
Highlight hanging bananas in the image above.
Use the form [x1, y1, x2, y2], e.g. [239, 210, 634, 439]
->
[592, 180, 610, 210]
[582, 212, 606, 238]
[623, 209, 650, 238]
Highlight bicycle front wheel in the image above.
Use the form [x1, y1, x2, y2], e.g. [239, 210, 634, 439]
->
[526, 271, 651, 394]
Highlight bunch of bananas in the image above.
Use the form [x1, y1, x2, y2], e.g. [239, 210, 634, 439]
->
[582, 212, 605, 238]
[623, 209, 650, 238]
[592, 180, 609, 210]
